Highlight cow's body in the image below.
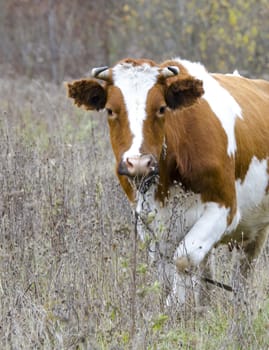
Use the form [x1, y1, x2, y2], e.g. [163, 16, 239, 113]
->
[67, 58, 269, 305]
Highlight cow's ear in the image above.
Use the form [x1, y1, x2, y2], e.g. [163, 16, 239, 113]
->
[165, 77, 204, 110]
[66, 79, 107, 111]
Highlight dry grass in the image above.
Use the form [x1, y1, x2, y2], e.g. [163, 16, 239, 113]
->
[0, 76, 268, 350]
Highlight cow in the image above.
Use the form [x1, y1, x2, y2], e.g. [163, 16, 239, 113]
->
[67, 57, 269, 306]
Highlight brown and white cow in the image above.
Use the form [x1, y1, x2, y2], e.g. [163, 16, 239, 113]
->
[67, 58, 269, 305]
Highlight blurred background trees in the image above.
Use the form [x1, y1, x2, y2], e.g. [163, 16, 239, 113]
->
[0, 0, 268, 83]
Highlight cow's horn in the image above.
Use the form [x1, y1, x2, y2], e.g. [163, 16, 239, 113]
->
[161, 66, 180, 78]
[91, 66, 109, 80]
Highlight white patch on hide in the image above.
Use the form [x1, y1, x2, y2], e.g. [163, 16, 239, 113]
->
[175, 58, 242, 156]
[236, 156, 269, 233]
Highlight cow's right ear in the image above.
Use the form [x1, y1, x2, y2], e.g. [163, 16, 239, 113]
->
[66, 79, 107, 111]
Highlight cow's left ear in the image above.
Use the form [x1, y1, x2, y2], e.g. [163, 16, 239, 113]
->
[165, 77, 204, 110]
[66, 79, 107, 111]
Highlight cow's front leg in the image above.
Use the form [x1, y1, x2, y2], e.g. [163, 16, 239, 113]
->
[170, 202, 239, 305]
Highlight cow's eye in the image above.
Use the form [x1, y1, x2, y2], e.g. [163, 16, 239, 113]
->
[158, 106, 167, 116]
[106, 108, 118, 120]
[106, 108, 113, 116]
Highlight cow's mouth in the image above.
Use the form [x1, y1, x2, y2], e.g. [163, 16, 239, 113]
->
[129, 169, 159, 194]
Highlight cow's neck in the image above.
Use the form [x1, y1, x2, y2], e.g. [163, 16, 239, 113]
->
[155, 145, 184, 204]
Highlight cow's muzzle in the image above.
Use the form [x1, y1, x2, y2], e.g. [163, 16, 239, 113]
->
[118, 155, 159, 192]
[118, 154, 158, 177]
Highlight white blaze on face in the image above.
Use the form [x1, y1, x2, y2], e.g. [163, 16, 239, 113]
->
[112, 63, 159, 161]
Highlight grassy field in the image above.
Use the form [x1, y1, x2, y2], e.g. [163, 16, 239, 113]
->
[0, 76, 269, 349]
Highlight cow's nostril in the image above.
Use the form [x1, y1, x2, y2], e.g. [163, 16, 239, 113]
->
[147, 156, 156, 169]
[126, 157, 135, 168]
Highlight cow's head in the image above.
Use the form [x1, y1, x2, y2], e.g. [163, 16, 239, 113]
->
[67, 58, 204, 200]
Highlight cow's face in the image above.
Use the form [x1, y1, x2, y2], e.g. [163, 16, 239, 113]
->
[67, 59, 204, 198]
